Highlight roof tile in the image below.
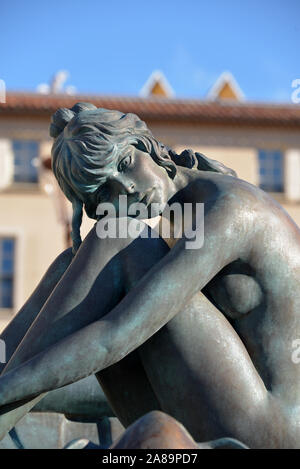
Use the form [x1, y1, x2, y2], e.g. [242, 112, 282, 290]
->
[1, 92, 300, 127]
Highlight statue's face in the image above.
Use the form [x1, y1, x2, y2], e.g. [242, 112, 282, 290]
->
[97, 145, 172, 218]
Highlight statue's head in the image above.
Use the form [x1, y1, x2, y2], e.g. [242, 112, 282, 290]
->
[50, 102, 179, 253]
[50, 102, 236, 254]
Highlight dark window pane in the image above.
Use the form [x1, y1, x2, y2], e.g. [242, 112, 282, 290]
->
[259, 151, 266, 160]
[274, 152, 281, 161]
[0, 278, 13, 308]
[2, 296, 12, 309]
[0, 238, 15, 308]
[12, 140, 39, 183]
[2, 239, 14, 255]
[2, 259, 13, 274]
[273, 168, 281, 177]
[258, 150, 283, 192]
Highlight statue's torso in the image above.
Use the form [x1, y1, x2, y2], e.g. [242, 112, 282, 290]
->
[99, 171, 300, 447]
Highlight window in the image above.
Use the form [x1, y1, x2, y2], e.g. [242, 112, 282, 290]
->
[12, 140, 39, 183]
[0, 238, 15, 308]
[258, 150, 284, 192]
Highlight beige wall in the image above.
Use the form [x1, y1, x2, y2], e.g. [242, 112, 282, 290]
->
[174, 145, 259, 186]
[0, 190, 64, 312]
[149, 122, 300, 149]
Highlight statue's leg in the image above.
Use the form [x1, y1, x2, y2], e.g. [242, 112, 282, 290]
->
[0, 247, 73, 438]
[0, 247, 112, 421]
[32, 374, 114, 420]
[109, 410, 248, 449]
[96, 230, 172, 427]
[0, 222, 167, 438]
[0, 245, 118, 421]
[0, 247, 73, 373]
[134, 292, 269, 446]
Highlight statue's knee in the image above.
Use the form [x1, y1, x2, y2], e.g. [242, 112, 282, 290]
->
[120, 223, 169, 288]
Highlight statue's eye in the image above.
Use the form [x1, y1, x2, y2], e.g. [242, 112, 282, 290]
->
[118, 155, 132, 172]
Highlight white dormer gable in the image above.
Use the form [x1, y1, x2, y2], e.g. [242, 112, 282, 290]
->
[140, 70, 175, 98]
[207, 71, 245, 101]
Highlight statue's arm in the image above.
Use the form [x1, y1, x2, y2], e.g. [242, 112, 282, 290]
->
[0, 247, 73, 373]
[0, 199, 252, 405]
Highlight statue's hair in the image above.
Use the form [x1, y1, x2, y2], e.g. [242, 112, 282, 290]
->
[50, 102, 236, 255]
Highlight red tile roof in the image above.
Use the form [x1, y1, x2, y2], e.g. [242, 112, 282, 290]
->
[1, 92, 300, 127]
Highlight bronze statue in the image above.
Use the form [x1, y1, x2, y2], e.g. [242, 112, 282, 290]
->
[1, 102, 300, 448]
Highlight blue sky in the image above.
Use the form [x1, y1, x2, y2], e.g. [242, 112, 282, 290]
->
[1, 0, 299, 101]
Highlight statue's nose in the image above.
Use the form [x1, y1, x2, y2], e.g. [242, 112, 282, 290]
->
[126, 182, 135, 194]
[111, 175, 135, 195]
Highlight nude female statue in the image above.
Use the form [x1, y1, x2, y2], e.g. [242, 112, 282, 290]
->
[0, 102, 300, 448]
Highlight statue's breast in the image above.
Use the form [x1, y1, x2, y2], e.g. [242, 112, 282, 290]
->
[203, 260, 263, 320]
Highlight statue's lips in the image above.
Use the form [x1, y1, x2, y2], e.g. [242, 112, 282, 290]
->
[138, 188, 156, 207]
[124, 188, 156, 212]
